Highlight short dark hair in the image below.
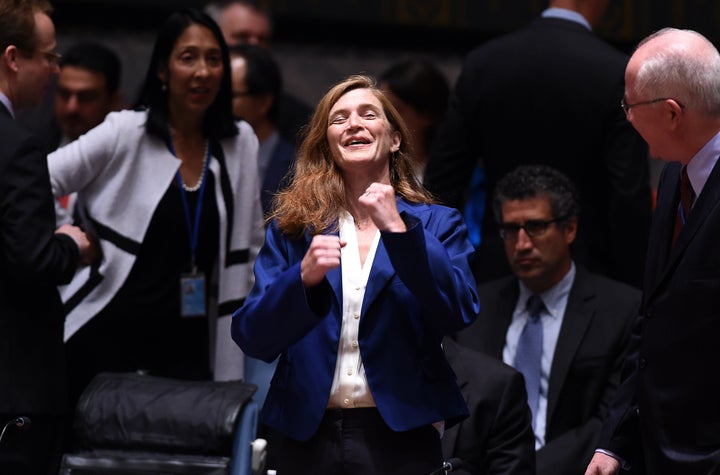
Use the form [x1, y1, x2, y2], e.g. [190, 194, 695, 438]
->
[492, 165, 580, 225]
[378, 60, 449, 152]
[60, 42, 122, 94]
[229, 43, 282, 122]
[378, 60, 449, 120]
[0, 0, 52, 58]
[136, 8, 238, 142]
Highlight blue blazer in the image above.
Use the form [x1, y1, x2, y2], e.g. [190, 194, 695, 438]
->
[232, 199, 479, 441]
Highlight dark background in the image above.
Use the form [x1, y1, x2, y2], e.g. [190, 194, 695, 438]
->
[42, 0, 720, 116]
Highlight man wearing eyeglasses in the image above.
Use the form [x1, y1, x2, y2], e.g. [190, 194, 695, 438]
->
[586, 28, 720, 475]
[454, 165, 640, 475]
[0, 1, 97, 473]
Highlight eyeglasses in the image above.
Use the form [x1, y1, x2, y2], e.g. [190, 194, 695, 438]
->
[499, 216, 568, 241]
[38, 49, 62, 67]
[620, 97, 684, 117]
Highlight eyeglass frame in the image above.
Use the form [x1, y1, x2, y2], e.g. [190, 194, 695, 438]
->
[620, 97, 685, 117]
[498, 215, 571, 241]
[38, 49, 62, 67]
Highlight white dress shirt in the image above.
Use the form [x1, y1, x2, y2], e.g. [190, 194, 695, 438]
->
[327, 213, 381, 409]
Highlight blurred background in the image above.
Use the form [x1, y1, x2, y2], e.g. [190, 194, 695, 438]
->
[49, 0, 720, 113]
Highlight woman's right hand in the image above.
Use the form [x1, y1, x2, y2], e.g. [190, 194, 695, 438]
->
[301, 235, 345, 287]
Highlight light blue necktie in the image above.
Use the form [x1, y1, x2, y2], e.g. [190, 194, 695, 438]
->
[514, 295, 545, 428]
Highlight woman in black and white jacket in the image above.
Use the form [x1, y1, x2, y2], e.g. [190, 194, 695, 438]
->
[47, 9, 264, 405]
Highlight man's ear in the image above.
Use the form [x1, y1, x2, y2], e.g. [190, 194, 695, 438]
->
[564, 215, 578, 246]
[667, 98, 684, 131]
[3, 45, 20, 73]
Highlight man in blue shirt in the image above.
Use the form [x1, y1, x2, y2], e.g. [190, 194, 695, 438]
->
[455, 165, 640, 475]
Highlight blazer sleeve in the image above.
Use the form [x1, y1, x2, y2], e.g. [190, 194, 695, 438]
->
[231, 222, 329, 361]
[0, 133, 78, 284]
[47, 111, 124, 198]
[380, 206, 479, 335]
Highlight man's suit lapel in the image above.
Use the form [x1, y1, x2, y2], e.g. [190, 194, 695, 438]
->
[638, 162, 680, 306]
[647, 159, 720, 300]
[546, 269, 595, 427]
[440, 339, 466, 456]
[0, 102, 12, 120]
[484, 279, 518, 359]
[667, 158, 720, 265]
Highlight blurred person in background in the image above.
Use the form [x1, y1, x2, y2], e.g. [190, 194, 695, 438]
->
[206, 0, 312, 145]
[53, 41, 123, 224]
[229, 43, 294, 217]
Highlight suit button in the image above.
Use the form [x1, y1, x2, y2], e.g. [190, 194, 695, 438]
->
[639, 357, 647, 369]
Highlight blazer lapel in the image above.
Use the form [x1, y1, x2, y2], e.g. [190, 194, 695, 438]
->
[546, 269, 595, 427]
[362, 240, 395, 314]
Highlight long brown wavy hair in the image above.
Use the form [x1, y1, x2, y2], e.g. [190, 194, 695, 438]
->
[270, 75, 433, 238]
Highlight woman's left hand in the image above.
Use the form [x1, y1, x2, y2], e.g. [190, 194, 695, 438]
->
[359, 183, 406, 232]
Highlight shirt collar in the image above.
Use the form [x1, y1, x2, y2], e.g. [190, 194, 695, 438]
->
[686, 130, 720, 198]
[0, 91, 15, 118]
[518, 261, 576, 320]
[541, 7, 592, 31]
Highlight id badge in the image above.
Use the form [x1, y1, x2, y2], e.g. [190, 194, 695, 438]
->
[180, 272, 206, 318]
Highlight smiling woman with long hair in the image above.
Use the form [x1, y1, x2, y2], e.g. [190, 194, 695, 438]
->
[232, 75, 479, 474]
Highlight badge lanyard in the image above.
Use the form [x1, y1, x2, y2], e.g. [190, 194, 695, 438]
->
[168, 135, 211, 317]
[168, 137, 211, 273]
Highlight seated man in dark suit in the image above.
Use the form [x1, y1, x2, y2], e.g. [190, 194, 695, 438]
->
[455, 165, 640, 475]
[442, 337, 535, 475]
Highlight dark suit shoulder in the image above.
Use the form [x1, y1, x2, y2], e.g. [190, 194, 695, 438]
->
[575, 268, 642, 309]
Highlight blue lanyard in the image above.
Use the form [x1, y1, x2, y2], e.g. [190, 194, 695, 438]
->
[168, 137, 211, 272]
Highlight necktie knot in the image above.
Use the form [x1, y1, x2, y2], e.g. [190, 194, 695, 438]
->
[680, 166, 695, 218]
[526, 295, 545, 321]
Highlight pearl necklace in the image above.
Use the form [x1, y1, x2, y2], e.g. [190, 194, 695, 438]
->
[180, 140, 209, 192]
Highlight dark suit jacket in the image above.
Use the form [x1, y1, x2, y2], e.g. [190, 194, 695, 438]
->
[600, 159, 720, 474]
[0, 103, 79, 414]
[260, 134, 295, 216]
[442, 338, 535, 475]
[424, 16, 651, 287]
[455, 268, 640, 475]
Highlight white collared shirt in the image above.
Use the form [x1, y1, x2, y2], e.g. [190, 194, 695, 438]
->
[327, 213, 381, 409]
[686, 130, 720, 202]
[503, 262, 576, 448]
[0, 91, 15, 118]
